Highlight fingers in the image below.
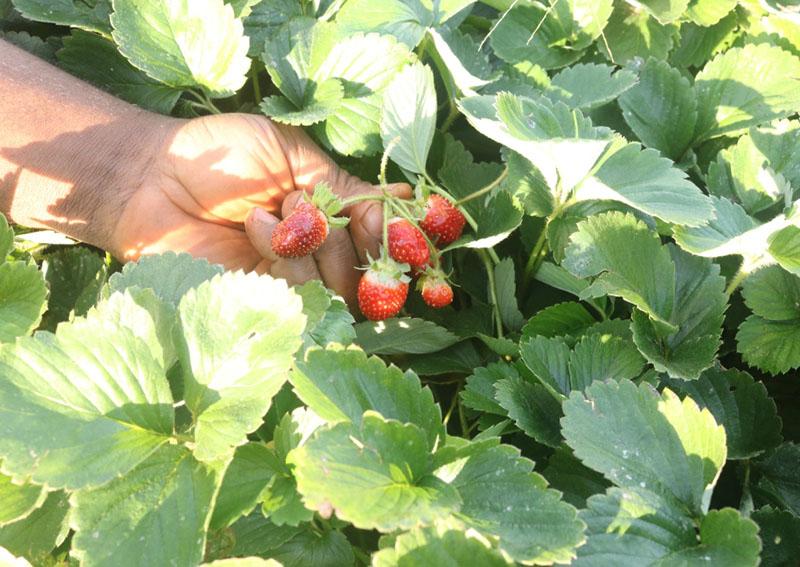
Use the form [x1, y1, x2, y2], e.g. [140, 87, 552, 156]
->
[244, 207, 321, 286]
[313, 226, 360, 308]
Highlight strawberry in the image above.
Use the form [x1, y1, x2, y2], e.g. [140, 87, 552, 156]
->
[271, 182, 348, 258]
[357, 256, 410, 321]
[271, 201, 328, 258]
[419, 194, 466, 247]
[418, 271, 454, 309]
[387, 218, 430, 270]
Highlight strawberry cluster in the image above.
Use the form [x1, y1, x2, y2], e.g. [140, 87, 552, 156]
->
[270, 183, 466, 321]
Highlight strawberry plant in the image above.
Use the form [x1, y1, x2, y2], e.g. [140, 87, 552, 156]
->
[2, 0, 800, 566]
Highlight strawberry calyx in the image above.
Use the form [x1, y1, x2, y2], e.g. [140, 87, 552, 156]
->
[308, 182, 349, 229]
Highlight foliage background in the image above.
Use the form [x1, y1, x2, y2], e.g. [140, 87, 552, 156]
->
[1, 0, 800, 565]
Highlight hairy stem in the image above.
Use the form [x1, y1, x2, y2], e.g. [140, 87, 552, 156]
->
[480, 249, 504, 338]
[455, 167, 508, 206]
[725, 265, 749, 297]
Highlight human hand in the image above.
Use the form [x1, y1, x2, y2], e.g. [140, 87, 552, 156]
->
[111, 113, 410, 307]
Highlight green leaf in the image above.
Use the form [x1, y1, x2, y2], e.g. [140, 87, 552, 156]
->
[0, 491, 69, 562]
[574, 141, 713, 226]
[459, 94, 613, 194]
[495, 375, 562, 447]
[563, 212, 677, 333]
[449, 442, 586, 564]
[240, 0, 302, 57]
[520, 335, 571, 395]
[354, 317, 459, 354]
[204, 560, 281, 567]
[0, 214, 13, 260]
[265, 20, 412, 156]
[178, 272, 304, 462]
[631, 245, 726, 380]
[264, 529, 354, 567]
[638, 0, 690, 24]
[210, 443, 276, 530]
[40, 247, 106, 331]
[694, 44, 800, 142]
[753, 443, 800, 515]
[521, 301, 595, 340]
[577, 490, 759, 565]
[461, 362, 516, 416]
[619, 58, 698, 160]
[381, 62, 436, 174]
[105, 252, 223, 307]
[568, 334, 646, 391]
[11, 0, 111, 33]
[493, 258, 524, 331]
[548, 63, 637, 110]
[260, 79, 344, 126]
[227, 512, 303, 557]
[671, 15, 740, 69]
[71, 444, 221, 567]
[437, 135, 504, 220]
[287, 412, 460, 531]
[0, 291, 172, 490]
[0, 261, 48, 343]
[562, 381, 727, 515]
[0, 473, 45, 527]
[737, 266, 800, 374]
[291, 346, 444, 449]
[751, 506, 800, 566]
[598, 2, 677, 64]
[455, 190, 523, 249]
[541, 447, 610, 509]
[490, 2, 611, 69]
[428, 28, 497, 95]
[373, 525, 510, 567]
[707, 121, 800, 215]
[58, 29, 183, 113]
[500, 150, 553, 217]
[664, 367, 782, 460]
[110, 0, 251, 97]
[335, 0, 431, 48]
[687, 0, 738, 27]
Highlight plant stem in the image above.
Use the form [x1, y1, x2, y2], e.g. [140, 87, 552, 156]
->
[480, 249, 504, 338]
[440, 101, 460, 133]
[523, 224, 549, 288]
[725, 265, 749, 297]
[187, 89, 222, 114]
[339, 194, 385, 207]
[455, 167, 508, 206]
[250, 62, 262, 104]
[740, 460, 754, 517]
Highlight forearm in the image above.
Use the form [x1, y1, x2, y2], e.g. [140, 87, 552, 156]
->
[0, 39, 173, 248]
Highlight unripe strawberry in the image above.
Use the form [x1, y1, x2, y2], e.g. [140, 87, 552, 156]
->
[418, 272, 454, 308]
[387, 218, 430, 270]
[271, 201, 328, 258]
[357, 257, 410, 321]
[419, 194, 466, 247]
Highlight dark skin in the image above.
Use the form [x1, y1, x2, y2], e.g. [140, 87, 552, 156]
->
[0, 40, 409, 308]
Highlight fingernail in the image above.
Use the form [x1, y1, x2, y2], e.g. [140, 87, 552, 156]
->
[251, 207, 275, 225]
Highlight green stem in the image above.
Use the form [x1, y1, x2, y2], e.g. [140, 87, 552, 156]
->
[250, 62, 262, 104]
[339, 194, 385, 207]
[440, 101, 460, 134]
[352, 546, 371, 567]
[740, 460, 754, 517]
[188, 89, 222, 114]
[523, 224, 549, 288]
[725, 266, 749, 297]
[480, 249, 504, 339]
[455, 167, 508, 206]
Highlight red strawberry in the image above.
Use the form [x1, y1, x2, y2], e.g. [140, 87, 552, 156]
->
[271, 201, 328, 258]
[271, 183, 347, 258]
[388, 218, 430, 270]
[419, 195, 466, 247]
[357, 257, 410, 321]
[418, 272, 454, 309]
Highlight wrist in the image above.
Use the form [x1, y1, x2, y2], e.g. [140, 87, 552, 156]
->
[4, 107, 178, 251]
